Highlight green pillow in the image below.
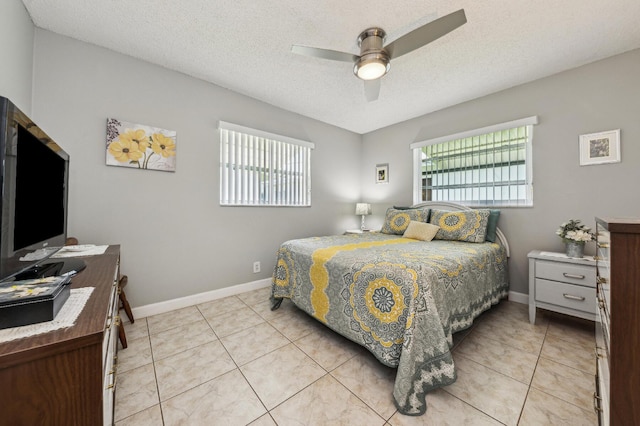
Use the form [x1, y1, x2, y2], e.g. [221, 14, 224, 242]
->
[430, 209, 491, 243]
[485, 210, 501, 243]
[381, 207, 430, 235]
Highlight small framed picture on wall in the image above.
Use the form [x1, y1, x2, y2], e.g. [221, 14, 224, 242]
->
[376, 163, 389, 184]
[579, 129, 621, 166]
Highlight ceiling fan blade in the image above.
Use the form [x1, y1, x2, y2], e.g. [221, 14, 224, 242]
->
[291, 45, 358, 63]
[364, 79, 381, 102]
[385, 9, 467, 59]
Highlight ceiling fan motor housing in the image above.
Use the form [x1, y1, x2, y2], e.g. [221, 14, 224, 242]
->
[358, 28, 386, 51]
[354, 28, 390, 80]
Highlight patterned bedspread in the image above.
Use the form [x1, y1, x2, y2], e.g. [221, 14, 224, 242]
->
[271, 232, 509, 415]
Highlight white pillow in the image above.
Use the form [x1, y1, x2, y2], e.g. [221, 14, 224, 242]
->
[402, 221, 440, 241]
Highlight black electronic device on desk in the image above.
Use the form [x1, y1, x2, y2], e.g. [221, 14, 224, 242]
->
[15, 257, 87, 280]
[0, 275, 72, 329]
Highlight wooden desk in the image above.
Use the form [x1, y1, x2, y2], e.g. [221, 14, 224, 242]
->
[0, 245, 121, 426]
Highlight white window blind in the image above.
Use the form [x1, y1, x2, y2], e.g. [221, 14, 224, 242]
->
[219, 121, 314, 206]
[411, 116, 538, 207]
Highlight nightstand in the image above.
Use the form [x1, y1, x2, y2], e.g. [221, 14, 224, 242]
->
[345, 229, 377, 234]
[345, 229, 365, 234]
[528, 250, 596, 324]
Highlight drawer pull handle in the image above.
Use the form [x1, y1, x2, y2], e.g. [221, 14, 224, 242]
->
[593, 392, 603, 413]
[563, 293, 585, 301]
[597, 243, 609, 248]
[597, 276, 608, 284]
[594, 347, 603, 359]
[106, 362, 118, 389]
[563, 273, 585, 279]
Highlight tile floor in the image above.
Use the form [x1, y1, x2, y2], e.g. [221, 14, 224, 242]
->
[114, 287, 598, 425]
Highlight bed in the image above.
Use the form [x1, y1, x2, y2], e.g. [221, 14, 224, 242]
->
[270, 201, 509, 415]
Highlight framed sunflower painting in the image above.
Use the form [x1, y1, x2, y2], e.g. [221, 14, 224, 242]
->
[106, 118, 177, 172]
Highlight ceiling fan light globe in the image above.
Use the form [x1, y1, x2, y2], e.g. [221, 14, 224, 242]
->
[354, 55, 390, 80]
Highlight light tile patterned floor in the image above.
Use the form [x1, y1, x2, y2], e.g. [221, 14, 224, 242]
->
[114, 287, 598, 425]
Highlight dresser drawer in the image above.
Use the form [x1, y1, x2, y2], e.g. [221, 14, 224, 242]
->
[596, 355, 610, 426]
[535, 260, 596, 287]
[535, 278, 596, 314]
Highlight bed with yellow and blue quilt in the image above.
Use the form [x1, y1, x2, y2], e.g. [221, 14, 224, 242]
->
[270, 201, 509, 416]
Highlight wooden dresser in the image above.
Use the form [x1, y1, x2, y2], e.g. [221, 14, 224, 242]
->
[0, 245, 121, 426]
[594, 219, 640, 425]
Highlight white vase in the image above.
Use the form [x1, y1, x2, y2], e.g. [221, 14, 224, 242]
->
[565, 241, 585, 258]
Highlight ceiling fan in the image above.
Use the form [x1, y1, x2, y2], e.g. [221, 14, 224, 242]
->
[291, 9, 467, 101]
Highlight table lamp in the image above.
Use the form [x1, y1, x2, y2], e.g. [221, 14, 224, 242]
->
[355, 203, 372, 231]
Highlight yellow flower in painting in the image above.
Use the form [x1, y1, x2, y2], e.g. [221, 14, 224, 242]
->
[151, 133, 176, 158]
[108, 138, 143, 163]
[118, 128, 150, 151]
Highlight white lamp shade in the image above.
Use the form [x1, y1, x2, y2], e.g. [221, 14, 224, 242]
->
[355, 203, 372, 215]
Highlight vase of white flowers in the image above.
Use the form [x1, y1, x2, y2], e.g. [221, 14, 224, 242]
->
[556, 219, 594, 258]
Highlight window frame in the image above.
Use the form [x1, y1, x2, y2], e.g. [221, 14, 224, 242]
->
[219, 121, 314, 207]
[411, 116, 538, 207]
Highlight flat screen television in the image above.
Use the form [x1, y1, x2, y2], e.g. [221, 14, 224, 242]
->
[0, 96, 69, 282]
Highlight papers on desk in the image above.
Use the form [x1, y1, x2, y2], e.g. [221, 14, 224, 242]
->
[51, 245, 109, 258]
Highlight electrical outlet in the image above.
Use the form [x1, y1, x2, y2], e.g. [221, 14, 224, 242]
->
[253, 261, 261, 273]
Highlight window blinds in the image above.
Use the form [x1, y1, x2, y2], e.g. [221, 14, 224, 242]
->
[412, 116, 537, 207]
[219, 122, 313, 206]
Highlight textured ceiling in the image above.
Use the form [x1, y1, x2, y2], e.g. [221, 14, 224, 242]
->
[21, 0, 640, 134]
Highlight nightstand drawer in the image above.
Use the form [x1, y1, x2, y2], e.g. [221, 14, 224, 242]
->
[535, 278, 596, 313]
[535, 260, 596, 287]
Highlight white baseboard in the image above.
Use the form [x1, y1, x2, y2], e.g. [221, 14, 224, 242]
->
[130, 280, 530, 319]
[131, 278, 272, 319]
[508, 291, 528, 305]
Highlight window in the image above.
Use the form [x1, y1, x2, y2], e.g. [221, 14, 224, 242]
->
[219, 121, 314, 206]
[411, 116, 537, 207]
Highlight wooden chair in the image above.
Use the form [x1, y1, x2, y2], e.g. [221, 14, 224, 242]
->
[117, 275, 133, 349]
[65, 237, 134, 348]
[118, 275, 134, 323]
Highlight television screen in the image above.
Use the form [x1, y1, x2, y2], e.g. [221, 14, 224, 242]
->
[0, 96, 69, 282]
[13, 124, 67, 249]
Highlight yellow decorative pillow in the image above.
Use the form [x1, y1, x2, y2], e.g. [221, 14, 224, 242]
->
[430, 209, 491, 243]
[403, 221, 440, 241]
[380, 207, 430, 235]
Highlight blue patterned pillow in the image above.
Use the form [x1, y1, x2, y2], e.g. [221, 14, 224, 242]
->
[430, 209, 491, 243]
[380, 207, 430, 235]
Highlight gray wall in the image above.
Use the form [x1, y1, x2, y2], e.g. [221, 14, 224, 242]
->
[0, 0, 34, 112]
[361, 48, 640, 295]
[8, 11, 639, 304]
[31, 30, 363, 307]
